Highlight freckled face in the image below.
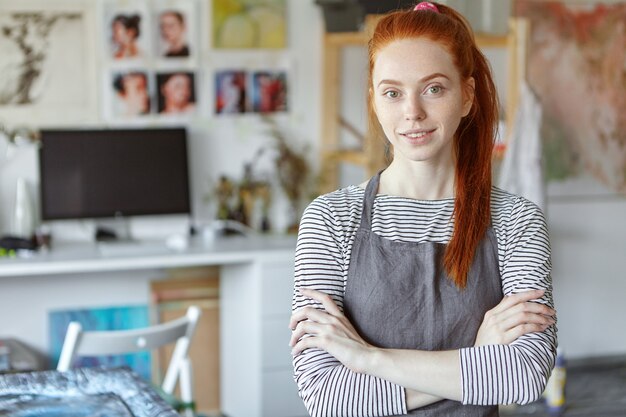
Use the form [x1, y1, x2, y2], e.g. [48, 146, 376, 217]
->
[372, 37, 474, 167]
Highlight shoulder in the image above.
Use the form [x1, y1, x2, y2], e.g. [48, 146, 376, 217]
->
[304, 186, 364, 219]
[491, 186, 546, 225]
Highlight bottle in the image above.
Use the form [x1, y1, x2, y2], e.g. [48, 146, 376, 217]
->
[12, 177, 35, 239]
[545, 347, 566, 416]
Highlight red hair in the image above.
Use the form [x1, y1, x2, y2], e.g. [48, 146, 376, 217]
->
[367, 2, 499, 288]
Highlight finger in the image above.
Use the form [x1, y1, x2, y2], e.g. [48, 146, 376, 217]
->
[291, 334, 323, 357]
[500, 301, 556, 325]
[499, 309, 556, 332]
[299, 288, 342, 316]
[505, 322, 553, 343]
[289, 306, 334, 330]
[289, 320, 320, 347]
[492, 289, 546, 315]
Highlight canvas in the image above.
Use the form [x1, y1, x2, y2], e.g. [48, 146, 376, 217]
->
[516, 0, 626, 197]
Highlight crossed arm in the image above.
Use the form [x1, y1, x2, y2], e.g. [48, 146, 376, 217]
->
[290, 287, 554, 411]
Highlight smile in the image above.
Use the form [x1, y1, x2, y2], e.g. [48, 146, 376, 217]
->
[400, 129, 436, 142]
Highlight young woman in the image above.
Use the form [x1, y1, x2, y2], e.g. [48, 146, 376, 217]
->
[289, 2, 557, 416]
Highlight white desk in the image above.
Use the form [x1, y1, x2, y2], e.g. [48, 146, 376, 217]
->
[0, 235, 307, 417]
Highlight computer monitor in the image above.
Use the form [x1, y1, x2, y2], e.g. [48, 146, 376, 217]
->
[39, 128, 191, 223]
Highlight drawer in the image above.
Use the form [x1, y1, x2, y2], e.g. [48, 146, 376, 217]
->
[262, 369, 308, 417]
[262, 316, 293, 369]
[261, 262, 296, 317]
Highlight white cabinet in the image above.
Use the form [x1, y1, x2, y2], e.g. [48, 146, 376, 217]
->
[220, 259, 308, 417]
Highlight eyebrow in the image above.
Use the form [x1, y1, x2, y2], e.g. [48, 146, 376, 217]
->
[377, 73, 450, 88]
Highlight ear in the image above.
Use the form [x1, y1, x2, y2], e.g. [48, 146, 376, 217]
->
[462, 77, 475, 117]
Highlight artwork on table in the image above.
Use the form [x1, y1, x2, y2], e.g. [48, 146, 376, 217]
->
[212, 0, 287, 49]
[103, 0, 150, 62]
[215, 70, 247, 114]
[251, 70, 287, 113]
[154, 0, 196, 60]
[0, 0, 98, 125]
[156, 71, 197, 115]
[49, 305, 151, 381]
[0, 368, 178, 417]
[108, 70, 152, 118]
[515, 0, 626, 197]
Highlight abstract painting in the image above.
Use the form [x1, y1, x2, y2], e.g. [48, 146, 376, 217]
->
[0, 0, 98, 125]
[515, 1, 626, 196]
[212, 0, 287, 49]
[49, 305, 151, 381]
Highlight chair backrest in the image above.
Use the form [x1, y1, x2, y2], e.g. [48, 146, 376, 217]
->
[56, 305, 201, 397]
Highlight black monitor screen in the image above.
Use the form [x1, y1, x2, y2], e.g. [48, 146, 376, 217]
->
[39, 128, 190, 220]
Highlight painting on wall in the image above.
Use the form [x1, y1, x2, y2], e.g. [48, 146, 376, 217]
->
[0, 0, 98, 125]
[49, 305, 151, 381]
[212, 0, 287, 49]
[515, 0, 626, 197]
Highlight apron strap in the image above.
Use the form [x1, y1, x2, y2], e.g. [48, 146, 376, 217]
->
[359, 170, 383, 231]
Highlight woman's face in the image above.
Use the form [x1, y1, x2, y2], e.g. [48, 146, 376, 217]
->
[160, 13, 184, 44]
[112, 20, 136, 45]
[162, 74, 191, 105]
[372, 37, 474, 167]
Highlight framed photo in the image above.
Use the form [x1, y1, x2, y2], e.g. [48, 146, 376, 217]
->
[214, 70, 247, 114]
[154, 0, 196, 60]
[106, 69, 152, 119]
[251, 70, 288, 113]
[515, 0, 626, 197]
[0, 0, 98, 125]
[156, 71, 196, 115]
[103, 0, 150, 62]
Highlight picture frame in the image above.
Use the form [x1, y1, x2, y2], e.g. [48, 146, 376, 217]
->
[0, 0, 98, 126]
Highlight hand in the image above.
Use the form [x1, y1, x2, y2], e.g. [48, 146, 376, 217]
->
[474, 289, 556, 347]
[289, 287, 374, 373]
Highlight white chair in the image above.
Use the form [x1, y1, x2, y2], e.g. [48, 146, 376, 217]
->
[57, 306, 201, 417]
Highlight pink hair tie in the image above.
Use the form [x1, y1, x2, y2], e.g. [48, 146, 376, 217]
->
[414, 2, 439, 13]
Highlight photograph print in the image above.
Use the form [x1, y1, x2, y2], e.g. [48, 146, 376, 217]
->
[154, 0, 196, 59]
[156, 71, 196, 115]
[110, 69, 151, 118]
[104, 0, 150, 62]
[251, 70, 287, 113]
[215, 70, 247, 114]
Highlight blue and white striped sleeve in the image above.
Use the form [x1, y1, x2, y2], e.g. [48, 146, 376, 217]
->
[292, 195, 407, 417]
[460, 196, 558, 405]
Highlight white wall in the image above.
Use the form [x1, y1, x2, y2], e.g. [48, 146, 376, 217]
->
[0, 0, 323, 238]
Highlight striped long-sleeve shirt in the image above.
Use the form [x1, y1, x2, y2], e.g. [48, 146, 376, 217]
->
[292, 185, 558, 417]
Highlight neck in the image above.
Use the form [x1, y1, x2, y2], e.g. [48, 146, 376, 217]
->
[380, 158, 456, 200]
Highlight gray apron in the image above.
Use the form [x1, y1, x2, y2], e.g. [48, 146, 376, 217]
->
[344, 172, 503, 416]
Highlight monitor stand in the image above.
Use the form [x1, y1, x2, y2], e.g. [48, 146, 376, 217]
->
[94, 213, 132, 242]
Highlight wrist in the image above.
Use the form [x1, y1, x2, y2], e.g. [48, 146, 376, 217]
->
[361, 345, 386, 375]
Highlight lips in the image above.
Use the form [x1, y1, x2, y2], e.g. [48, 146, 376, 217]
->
[399, 128, 436, 143]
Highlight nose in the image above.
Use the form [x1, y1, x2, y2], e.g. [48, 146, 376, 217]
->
[404, 96, 426, 121]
